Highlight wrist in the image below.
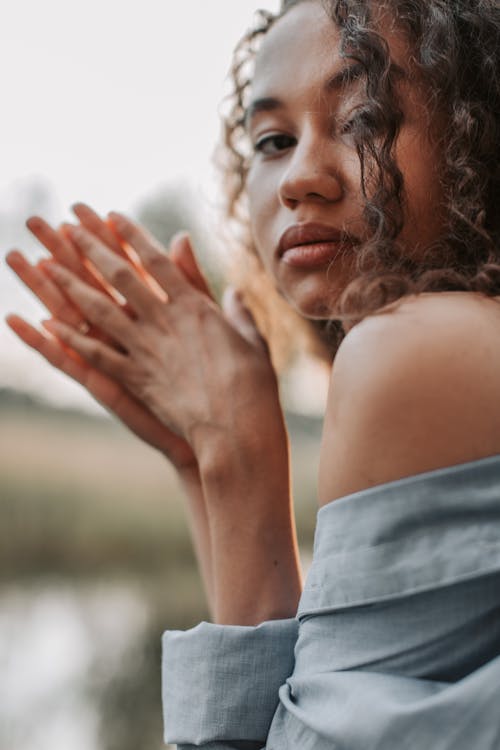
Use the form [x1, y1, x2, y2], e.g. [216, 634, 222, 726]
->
[195, 417, 290, 495]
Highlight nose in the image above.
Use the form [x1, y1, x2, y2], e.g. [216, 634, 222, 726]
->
[278, 133, 344, 209]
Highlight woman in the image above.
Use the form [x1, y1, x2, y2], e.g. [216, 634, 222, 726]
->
[6, 0, 500, 747]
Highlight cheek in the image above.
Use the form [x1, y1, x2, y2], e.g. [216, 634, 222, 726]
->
[247, 167, 279, 265]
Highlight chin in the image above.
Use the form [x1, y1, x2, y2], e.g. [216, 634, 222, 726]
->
[272, 257, 353, 321]
[276, 267, 347, 318]
[279, 284, 341, 320]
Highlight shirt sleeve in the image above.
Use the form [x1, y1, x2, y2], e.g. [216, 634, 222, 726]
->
[162, 618, 299, 749]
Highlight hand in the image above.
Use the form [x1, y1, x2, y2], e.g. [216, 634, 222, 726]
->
[32, 212, 281, 459]
[6, 206, 213, 469]
[6, 207, 298, 621]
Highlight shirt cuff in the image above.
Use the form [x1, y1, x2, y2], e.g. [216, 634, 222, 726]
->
[162, 618, 299, 746]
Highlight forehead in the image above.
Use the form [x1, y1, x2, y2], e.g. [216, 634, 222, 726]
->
[251, 2, 341, 98]
[250, 1, 410, 101]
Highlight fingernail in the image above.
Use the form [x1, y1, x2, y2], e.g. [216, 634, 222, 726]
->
[6, 250, 23, 266]
[71, 202, 88, 213]
[26, 216, 42, 230]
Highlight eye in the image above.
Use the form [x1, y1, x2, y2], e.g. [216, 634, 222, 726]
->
[340, 107, 378, 136]
[253, 133, 296, 156]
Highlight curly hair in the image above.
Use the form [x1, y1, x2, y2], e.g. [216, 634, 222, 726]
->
[216, 0, 500, 366]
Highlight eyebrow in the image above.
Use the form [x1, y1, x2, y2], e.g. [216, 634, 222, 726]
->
[325, 61, 366, 91]
[243, 62, 365, 130]
[244, 61, 405, 130]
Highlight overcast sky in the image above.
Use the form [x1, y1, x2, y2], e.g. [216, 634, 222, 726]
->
[0, 0, 287, 409]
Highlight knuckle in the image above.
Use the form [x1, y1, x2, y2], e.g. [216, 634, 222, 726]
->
[57, 302, 78, 324]
[88, 297, 119, 330]
[195, 301, 218, 325]
[145, 252, 167, 274]
[54, 271, 72, 290]
[88, 341, 105, 368]
[99, 305, 120, 329]
[91, 296, 111, 319]
[124, 362, 146, 389]
[109, 264, 133, 290]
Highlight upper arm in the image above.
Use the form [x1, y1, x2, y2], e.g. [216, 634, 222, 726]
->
[318, 295, 500, 506]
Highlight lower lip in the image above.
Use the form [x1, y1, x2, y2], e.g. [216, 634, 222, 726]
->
[281, 242, 344, 269]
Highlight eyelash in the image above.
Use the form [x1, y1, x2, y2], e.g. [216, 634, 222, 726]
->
[340, 108, 377, 135]
[252, 108, 377, 155]
[253, 133, 296, 156]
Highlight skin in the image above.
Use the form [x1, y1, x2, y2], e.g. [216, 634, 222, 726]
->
[6, 1, 498, 626]
[6, 211, 303, 625]
[246, 0, 447, 320]
[6, 211, 217, 605]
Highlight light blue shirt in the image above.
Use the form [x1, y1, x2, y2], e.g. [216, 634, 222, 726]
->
[162, 454, 500, 749]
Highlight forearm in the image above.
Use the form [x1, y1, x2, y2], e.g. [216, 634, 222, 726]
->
[176, 465, 214, 616]
[198, 430, 303, 626]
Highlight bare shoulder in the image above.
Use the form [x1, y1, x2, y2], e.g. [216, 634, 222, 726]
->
[318, 291, 500, 506]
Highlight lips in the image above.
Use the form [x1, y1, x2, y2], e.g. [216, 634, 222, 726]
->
[277, 223, 357, 268]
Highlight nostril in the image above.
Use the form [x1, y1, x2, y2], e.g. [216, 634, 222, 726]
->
[278, 170, 344, 207]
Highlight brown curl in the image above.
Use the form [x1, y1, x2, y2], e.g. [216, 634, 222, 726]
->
[215, 0, 500, 367]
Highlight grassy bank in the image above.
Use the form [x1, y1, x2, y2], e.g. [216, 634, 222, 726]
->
[0, 388, 321, 581]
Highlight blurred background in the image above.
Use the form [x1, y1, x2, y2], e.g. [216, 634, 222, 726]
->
[0, 1, 329, 748]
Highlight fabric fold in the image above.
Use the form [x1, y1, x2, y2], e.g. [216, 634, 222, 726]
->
[162, 454, 500, 749]
[299, 453, 500, 615]
[162, 618, 299, 747]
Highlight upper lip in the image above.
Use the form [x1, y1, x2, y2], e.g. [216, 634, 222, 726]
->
[278, 222, 357, 257]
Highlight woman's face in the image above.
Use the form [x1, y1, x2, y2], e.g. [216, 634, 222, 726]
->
[245, 0, 446, 319]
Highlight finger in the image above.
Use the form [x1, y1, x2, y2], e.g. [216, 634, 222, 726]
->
[66, 225, 165, 318]
[55, 224, 139, 320]
[71, 203, 129, 259]
[6, 250, 85, 327]
[222, 287, 269, 352]
[7, 313, 192, 460]
[71, 203, 169, 305]
[27, 215, 80, 269]
[27, 214, 124, 305]
[6, 315, 136, 420]
[7, 313, 126, 421]
[108, 211, 189, 299]
[42, 318, 130, 380]
[26, 215, 102, 291]
[44, 262, 137, 349]
[39, 258, 127, 344]
[7, 250, 122, 345]
[6, 313, 89, 373]
[170, 232, 215, 300]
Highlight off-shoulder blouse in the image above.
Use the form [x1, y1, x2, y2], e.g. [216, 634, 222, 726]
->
[162, 454, 500, 749]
